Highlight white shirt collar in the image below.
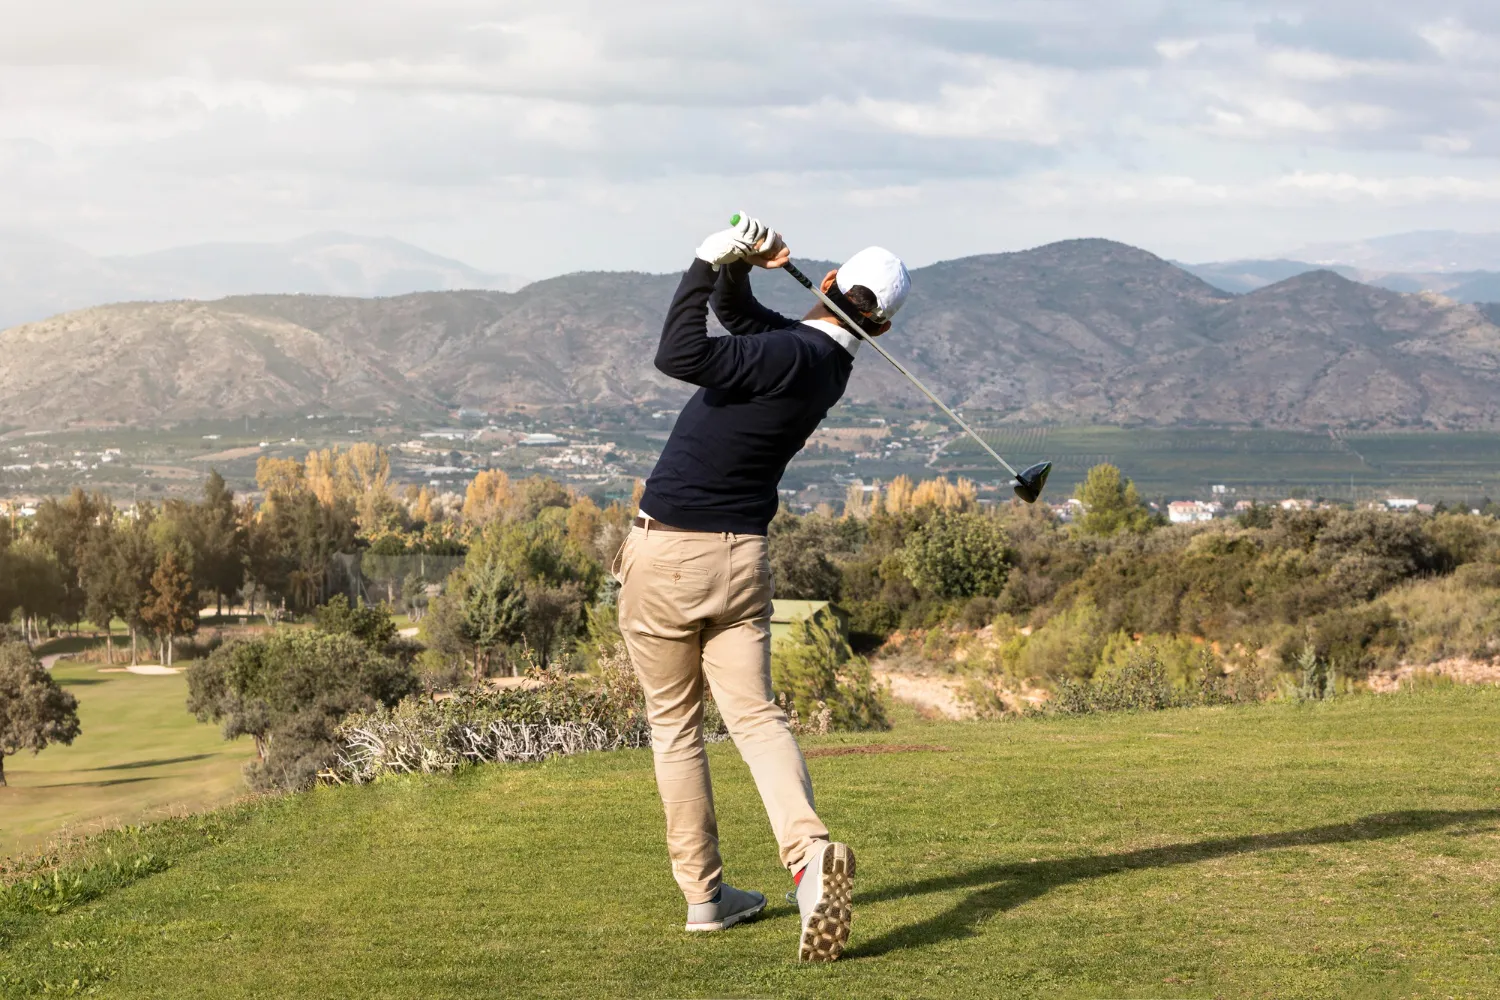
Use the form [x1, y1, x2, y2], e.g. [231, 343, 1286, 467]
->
[801, 319, 861, 357]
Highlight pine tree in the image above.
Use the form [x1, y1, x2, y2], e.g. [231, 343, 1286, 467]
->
[141, 552, 199, 666]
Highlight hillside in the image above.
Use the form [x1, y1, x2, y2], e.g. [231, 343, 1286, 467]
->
[4, 239, 1500, 430]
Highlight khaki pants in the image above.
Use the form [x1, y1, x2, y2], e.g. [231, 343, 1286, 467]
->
[615, 524, 828, 904]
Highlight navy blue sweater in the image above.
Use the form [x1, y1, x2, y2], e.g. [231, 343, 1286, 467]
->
[639, 258, 854, 535]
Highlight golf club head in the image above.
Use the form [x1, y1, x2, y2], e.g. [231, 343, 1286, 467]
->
[1010, 461, 1053, 504]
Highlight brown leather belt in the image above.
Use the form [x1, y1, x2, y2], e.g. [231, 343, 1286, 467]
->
[633, 515, 701, 533]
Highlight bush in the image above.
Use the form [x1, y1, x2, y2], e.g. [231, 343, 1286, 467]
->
[314, 595, 398, 647]
[898, 509, 1011, 599]
[186, 629, 418, 791]
[771, 608, 889, 731]
[1051, 646, 1180, 714]
[328, 648, 669, 783]
[1303, 604, 1399, 674]
[1045, 643, 1270, 717]
[1010, 597, 1110, 680]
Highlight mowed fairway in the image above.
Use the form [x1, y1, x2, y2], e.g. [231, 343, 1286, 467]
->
[0, 660, 253, 857]
[3, 691, 1499, 999]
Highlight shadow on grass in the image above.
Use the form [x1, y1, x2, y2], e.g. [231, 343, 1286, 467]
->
[32, 776, 162, 790]
[55, 677, 109, 687]
[851, 809, 1500, 958]
[86, 754, 217, 772]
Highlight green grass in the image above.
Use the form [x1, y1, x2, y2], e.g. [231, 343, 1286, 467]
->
[939, 426, 1500, 502]
[3, 690, 1499, 998]
[0, 660, 254, 858]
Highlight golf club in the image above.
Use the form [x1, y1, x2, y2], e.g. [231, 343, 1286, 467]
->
[735, 218, 1052, 503]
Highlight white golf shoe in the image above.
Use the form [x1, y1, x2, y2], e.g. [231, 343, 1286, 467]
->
[684, 884, 767, 932]
[794, 841, 855, 962]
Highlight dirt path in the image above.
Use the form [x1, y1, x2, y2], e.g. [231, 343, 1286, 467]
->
[871, 665, 972, 719]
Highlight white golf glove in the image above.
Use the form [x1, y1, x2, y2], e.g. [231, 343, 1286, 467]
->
[695, 213, 780, 270]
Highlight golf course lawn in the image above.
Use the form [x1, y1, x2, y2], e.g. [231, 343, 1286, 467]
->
[3, 689, 1498, 999]
[1, 659, 254, 857]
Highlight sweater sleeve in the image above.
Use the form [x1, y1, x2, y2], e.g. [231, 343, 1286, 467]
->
[710, 260, 795, 336]
[655, 259, 806, 395]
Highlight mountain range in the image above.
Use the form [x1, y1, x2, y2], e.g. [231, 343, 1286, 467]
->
[3, 238, 1500, 432]
[1184, 230, 1500, 301]
[1286, 231, 1500, 272]
[0, 231, 527, 331]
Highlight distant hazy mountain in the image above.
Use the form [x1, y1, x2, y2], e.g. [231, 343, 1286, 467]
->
[1286, 230, 1500, 273]
[1183, 258, 1500, 303]
[5, 240, 1500, 432]
[1180, 259, 1361, 295]
[0, 231, 527, 330]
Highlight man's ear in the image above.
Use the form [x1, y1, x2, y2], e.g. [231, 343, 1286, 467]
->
[819, 269, 838, 293]
[868, 319, 893, 337]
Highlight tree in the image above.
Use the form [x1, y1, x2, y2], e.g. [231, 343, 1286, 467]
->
[768, 511, 846, 600]
[770, 609, 888, 731]
[187, 629, 417, 791]
[1075, 464, 1154, 537]
[79, 517, 132, 664]
[30, 488, 110, 629]
[193, 470, 246, 614]
[140, 552, 199, 666]
[424, 557, 528, 682]
[461, 557, 529, 678]
[462, 469, 513, 527]
[6, 538, 67, 644]
[115, 507, 163, 665]
[899, 509, 1012, 599]
[0, 641, 81, 786]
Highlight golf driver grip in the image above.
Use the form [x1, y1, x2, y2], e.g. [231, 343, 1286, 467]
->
[780, 260, 1021, 479]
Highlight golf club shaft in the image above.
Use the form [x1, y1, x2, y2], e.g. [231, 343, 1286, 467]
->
[780, 260, 1021, 480]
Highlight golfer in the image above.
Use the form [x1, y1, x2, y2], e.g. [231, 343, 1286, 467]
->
[612, 213, 910, 962]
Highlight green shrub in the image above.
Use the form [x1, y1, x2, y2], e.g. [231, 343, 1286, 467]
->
[1303, 603, 1399, 673]
[187, 629, 418, 792]
[1011, 597, 1110, 680]
[314, 595, 397, 647]
[898, 509, 1011, 599]
[771, 608, 889, 731]
[1378, 574, 1500, 664]
[1051, 646, 1180, 714]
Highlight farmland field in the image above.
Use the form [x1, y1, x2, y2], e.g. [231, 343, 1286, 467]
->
[938, 426, 1500, 503]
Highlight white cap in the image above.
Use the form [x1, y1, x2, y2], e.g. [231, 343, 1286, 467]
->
[836, 246, 911, 322]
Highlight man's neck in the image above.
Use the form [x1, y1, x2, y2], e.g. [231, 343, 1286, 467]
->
[801, 314, 862, 357]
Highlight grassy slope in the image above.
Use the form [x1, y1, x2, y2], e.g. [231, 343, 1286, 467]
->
[0, 661, 253, 857]
[3, 691, 1499, 999]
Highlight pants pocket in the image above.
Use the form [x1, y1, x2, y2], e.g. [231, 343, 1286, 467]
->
[610, 532, 633, 584]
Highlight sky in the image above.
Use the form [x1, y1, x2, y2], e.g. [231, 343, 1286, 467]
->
[2, 0, 1499, 277]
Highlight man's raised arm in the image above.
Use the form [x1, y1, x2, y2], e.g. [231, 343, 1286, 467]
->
[653, 216, 803, 395]
[711, 260, 794, 337]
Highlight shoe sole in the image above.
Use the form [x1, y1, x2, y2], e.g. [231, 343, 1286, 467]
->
[798, 842, 855, 963]
[684, 897, 767, 932]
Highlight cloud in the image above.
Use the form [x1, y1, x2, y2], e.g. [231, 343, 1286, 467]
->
[0, 0, 1497, 273]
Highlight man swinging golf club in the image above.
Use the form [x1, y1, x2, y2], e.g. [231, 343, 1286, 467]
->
[613, 213, 909, 962]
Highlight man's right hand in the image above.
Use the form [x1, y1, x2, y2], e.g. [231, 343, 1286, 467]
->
[696, 213, 781, 270]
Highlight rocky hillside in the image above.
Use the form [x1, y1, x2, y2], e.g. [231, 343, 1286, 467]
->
[4, 239, 1500, 430]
